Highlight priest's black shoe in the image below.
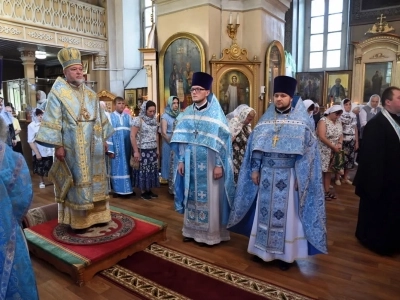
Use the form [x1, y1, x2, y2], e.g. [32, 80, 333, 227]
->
[148, 191, 158, 198]
[252, 255, 264, 263]
[71, 228, 88, 234]
[278, 261, 293, 271]
[198, 242, 214, 248]
[182, 237, 193, 242]
[94, 222, 109, 227]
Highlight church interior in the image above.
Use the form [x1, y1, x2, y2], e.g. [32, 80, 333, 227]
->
[1, 0, 400, 299]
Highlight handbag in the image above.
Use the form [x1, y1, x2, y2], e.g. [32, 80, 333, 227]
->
[330, 149, 345, 175]
[130, 155, 140, 170]
[130, 118, 143, 170]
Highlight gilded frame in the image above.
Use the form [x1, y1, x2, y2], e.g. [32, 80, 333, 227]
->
[352, 35, 400, 104]
[124, 89, 137, 107]
[217, 68, 252, 115]
[363, 62, 392, 103]
[264, 40, 285, 111]
[210, 43, 261, 123]
[158, 32, 206, 114]
[295, 72, 324, 106]
[324, 70, 352, 105]
[97, 90, 117, 113]
[82, 59, 89, 75]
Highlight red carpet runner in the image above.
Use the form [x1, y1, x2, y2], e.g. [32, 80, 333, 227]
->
[100, 244, 313, 300]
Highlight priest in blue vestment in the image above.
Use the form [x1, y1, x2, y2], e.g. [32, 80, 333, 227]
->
[228, 76, 327, 270]
[0, 118, 39, 299]
[107, 96, 134, 197]
[170, 72, 235, 246]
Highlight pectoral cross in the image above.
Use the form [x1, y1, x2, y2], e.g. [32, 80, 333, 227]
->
[194, 129, 198, 138]
[272, 135, 279, 147]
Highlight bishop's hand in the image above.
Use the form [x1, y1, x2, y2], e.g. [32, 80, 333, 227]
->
[55, 146, 66, 161]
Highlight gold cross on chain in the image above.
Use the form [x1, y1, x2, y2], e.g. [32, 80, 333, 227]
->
[272, 135, 279, 147]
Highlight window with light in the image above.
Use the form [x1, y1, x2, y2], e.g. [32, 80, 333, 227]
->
[306, 0, 348, 70]
[143, 0, 154, 47]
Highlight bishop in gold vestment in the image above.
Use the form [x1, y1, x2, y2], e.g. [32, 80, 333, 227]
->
[36, 47, 114, 229]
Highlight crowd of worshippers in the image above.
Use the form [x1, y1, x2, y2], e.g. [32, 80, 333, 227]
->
[1, 58, 399, 299]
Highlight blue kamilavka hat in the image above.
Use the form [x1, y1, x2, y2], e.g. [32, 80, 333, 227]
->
[192, 72, 213, 90]
[274, 76, 297, 97]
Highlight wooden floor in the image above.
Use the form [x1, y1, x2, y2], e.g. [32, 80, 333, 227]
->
[29, 173, 400, 300]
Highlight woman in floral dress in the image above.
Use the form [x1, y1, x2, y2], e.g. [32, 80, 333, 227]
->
[131, 101, 160, 200]
[317, 105, 343, 200]
[227, 105, 256, 183]
[334, 99, 358, 185]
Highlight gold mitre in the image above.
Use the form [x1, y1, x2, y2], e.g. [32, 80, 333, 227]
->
[57, 47, 82, 70]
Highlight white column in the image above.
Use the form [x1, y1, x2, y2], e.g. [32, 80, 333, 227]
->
[106, 0, 142, 97]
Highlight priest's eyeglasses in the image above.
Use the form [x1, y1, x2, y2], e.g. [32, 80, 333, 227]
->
[190, 88, 206, 93]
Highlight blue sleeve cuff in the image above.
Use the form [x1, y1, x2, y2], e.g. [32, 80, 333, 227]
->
[251, 158, 261, 172]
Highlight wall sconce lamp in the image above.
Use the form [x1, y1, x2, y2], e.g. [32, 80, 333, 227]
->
[227, 12, 240, 41]
[260, 86, 265, 100]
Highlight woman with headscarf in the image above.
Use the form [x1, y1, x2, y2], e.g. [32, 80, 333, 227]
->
[27, 108, 54, 188]
[303, 99, 316, 131]
[317, 105, 343, 200]
[313, 102, 321, 129]
[334, 99, 358, 185]
[228, 104, 256, 183]
[160, 96, 180, 186]
[130, 100, 160, 200]
[359, 94, 381, 139]
[36, 90, 47, 111]
[0, 97, 16, 147]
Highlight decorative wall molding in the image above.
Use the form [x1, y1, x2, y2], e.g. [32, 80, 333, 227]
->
[27, 31, 54, 41]
[370, 53, 389, 59]
[59, 36, 80, 45]
[19, 50, 35, 58]
[223, 43, 248, 61]
[84, 40, 105, 49]
[144, 65, 152, 77]
[0, 0, 106, 38]
[94, 53, 107, 68]
[0, 24, 21, 35]
[0, 20, 107, 54]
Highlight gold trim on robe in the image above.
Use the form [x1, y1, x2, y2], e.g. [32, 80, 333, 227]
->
[36, 77, 115, 228]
